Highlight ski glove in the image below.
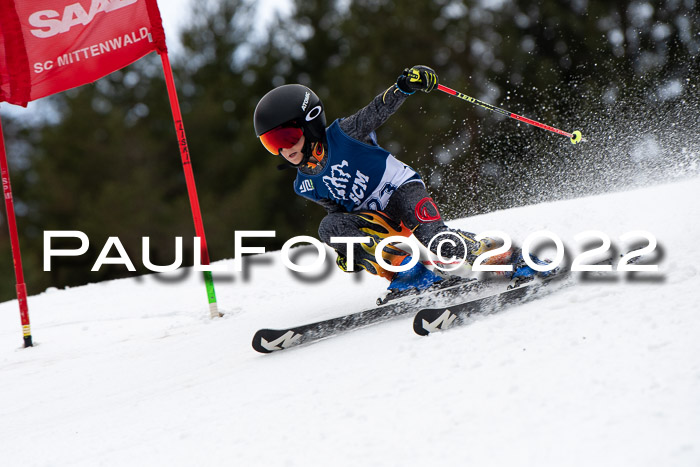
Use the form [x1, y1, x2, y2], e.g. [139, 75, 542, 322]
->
[396, 65, 438, 94]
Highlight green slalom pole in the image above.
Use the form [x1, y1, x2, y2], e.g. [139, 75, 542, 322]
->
[438, 84, 583, 144]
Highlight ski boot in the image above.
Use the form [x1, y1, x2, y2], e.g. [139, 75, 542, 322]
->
[508, 248, 559, 289]
[378, 257, 445, 305]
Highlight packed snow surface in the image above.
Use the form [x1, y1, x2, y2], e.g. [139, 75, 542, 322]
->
[1, 177, 699, 466]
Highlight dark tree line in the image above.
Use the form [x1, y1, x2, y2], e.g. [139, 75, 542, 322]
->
[1, 0, 698, 301]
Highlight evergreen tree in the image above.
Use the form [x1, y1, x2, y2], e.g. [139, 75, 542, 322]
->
[1, 0, 697, 301]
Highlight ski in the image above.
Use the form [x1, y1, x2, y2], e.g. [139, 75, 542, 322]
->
[413, 274, 567, 336]
[252, 277, 504, 353]
[413, 254, 639, 336]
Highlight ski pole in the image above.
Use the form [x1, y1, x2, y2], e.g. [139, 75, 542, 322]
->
[437, 84, 583, 144]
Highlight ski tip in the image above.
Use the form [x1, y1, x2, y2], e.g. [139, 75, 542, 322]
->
[252, 331, 275, 354]
[252, 329, 303, 354]
[414, 307, 462, 336]
[413, 309, 447, 336]
[413, 311, 432, 336]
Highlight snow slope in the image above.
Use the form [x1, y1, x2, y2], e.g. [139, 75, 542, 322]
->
[1, 177, 699, 467]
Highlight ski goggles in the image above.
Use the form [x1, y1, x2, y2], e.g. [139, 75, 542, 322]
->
[259, 126, 303, 155]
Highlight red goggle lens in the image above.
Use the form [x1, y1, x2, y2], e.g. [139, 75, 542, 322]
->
[259, 126, 303, 154]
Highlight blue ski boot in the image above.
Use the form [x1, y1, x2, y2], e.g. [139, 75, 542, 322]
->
[379, 257, 444, 304]
[509, 248, 559, 288]
[389, 257, 443, 291]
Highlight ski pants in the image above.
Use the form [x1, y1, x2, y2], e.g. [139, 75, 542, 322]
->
[318, 181, 494, 280]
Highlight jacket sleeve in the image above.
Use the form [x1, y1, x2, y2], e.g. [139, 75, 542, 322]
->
[295, 181, 345, 213]
[312, 197, 345, 214]
[338, 84, 409, 144]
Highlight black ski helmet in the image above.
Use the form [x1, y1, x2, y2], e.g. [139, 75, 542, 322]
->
[254, 84, 326, 143]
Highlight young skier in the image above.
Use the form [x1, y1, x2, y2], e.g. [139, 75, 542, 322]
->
[253, 66, 545, 296]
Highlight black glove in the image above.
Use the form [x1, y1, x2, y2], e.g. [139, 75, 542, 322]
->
[396, 65, 438, 94]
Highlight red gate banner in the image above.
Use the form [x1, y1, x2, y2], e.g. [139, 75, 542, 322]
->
[0, 0, 167, 107]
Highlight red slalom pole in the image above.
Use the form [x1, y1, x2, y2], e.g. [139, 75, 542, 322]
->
[159, 52, 221, 319]
[437, 84, 583, 144]
[0, 116, 33, 347]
